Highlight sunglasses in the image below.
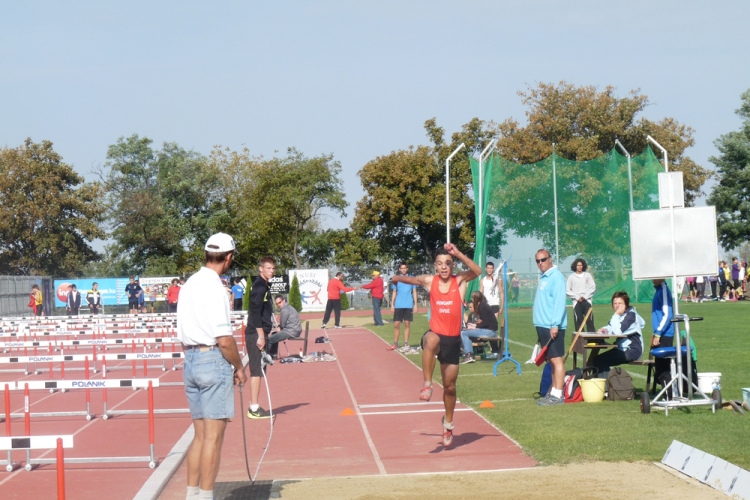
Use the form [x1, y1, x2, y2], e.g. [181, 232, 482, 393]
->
[535, 257, 550, 264]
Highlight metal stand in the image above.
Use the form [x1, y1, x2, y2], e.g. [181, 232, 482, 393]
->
[645, 315, 718, 415]
[494, 259, 521, 376]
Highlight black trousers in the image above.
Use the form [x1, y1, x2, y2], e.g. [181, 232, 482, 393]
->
[573, 300, 595, 332]
[653, 335, 674, 386]
[323, 299, 341, 326]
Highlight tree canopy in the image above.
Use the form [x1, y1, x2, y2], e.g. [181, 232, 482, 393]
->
[495, 81, 710, 205]
[0, 139, 105, 276]
[212, 147, 347, 270]
[707, 88, 750, 250]
[347, 118, 494, 265]
[99, 134, 223, 275]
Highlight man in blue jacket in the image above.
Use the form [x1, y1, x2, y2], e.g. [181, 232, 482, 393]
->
[533, 249, 568, 406]
[651, 279, 674, 386]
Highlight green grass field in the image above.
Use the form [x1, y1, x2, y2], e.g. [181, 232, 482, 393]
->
[366, 301, 750, 468]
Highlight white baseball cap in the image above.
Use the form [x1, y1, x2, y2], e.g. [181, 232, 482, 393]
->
[204, 233, 236, 253]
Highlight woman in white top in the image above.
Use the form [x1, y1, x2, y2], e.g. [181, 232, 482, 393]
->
[566, 258, 596, 333]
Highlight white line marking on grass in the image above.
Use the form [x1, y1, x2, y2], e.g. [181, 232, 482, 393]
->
[325, 331, 386, 475]
[360, 408, 473, 416]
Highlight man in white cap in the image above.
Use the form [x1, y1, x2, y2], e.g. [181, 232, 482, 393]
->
[177, 232, 247, 500]
[361, 270, 385, 326]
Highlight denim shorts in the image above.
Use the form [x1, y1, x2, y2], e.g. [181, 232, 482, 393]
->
[183, 347, 235, 420]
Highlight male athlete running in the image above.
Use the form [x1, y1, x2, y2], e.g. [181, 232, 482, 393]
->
[392, 243, 480, 447]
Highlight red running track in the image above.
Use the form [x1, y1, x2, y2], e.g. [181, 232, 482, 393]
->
[158, 326, 535, 498]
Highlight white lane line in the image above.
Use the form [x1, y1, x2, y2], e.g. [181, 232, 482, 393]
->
[360, 408, 473, 416]
[325, 332, 386, 475]
[359, 402, 445, 408]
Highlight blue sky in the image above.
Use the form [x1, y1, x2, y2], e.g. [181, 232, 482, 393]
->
[2, 1, 748, 243]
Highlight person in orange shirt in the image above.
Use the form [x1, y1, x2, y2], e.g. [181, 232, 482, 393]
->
[321, 272, 358, 329]
[392, 243, 480, 447]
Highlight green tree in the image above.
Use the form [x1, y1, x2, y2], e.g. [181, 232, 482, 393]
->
[100, 134, 223, 275]
[213, 147, 347, 269]
[340, 284, 350, 310]
[495, 81, 709, 204]
[289, 274, 302, 312]
[0, 139, 105, 276]
[349, 118, 494, 264]
[707, 89, 750, 250]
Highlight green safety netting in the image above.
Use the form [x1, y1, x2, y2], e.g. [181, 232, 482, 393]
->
[469, 146, 663, 307]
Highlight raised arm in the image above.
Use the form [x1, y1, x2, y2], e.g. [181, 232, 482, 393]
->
[444, 243, 481, 285]
[392, 274, 432, 290]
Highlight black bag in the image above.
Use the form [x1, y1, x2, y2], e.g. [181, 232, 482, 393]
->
[607, 367, 635, 401]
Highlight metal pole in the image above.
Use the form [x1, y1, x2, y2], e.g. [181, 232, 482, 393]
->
[614, 140, 634, 211]
[445, 143, 466, 244]
[552, 143, 560, 265]
[646, 135, 669, 172]
[477, 139, 496, 267]
[647, 136, 680, 396]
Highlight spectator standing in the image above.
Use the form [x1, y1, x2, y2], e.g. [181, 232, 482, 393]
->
[86, 282, 101, 314]
[388, 262, 418, 352]
[30, 284, 43, 316]
[696, 275, 706, 302]
[708, 273, 719, 300]
[245, 256, 275, 419]
[533, 249, 568, 406]
[321, 272, 358, 329]
[66, 284, 81, 315]
[267, 295, 302, 356]
[166, 278, 180, 313]
[231, 279, 245, 311]
[136, 279, 147, 313]
[480, 261, 505, 320]
[176, 232, 246, 500]
[125, 276, 142, 314]
[361, 271, 385, 326]
[566, 258, 596, 333]
[732, 257, 741, 295]
[718, 261, 729, 301]
[651, 279, 675, 388]
[511, 273, 520, 303]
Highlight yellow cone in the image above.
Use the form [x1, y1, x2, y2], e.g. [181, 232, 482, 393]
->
[341, 407, 356, 416]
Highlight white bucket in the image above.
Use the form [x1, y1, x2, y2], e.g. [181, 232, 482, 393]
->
[697, 372, 722, 393]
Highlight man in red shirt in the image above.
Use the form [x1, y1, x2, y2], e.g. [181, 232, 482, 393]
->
[322, 272, 358, 329]
[392, 243, 480, 447]
[361, 270, 385, 326]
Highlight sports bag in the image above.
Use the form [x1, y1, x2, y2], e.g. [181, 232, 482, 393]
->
[563, 368, 584, 403]
[607, 367, 635, 400]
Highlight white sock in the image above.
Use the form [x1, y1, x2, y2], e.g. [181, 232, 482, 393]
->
[550, 388, 563, 399]
[250, 404, 259, 412]
[186, 485, 199, 498]
[198, 489, 213, 499]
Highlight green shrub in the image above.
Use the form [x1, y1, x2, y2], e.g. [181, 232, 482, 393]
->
[289, 275, 303, 312]
[340, 284, 350, 310]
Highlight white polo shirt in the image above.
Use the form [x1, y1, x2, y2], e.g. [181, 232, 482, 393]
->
[176, 267, 233, 346]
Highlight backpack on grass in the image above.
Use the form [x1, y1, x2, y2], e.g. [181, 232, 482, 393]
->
[539, 362, 553, 397]
[563, 369, 584, 403]
[607, 367, 635, 401]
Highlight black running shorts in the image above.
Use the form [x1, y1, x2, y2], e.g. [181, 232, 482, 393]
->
[421, 330, 461, 365]
[393, 308, 413, 322]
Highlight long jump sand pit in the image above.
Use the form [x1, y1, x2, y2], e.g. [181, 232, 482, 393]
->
[274, 461, 722, 499]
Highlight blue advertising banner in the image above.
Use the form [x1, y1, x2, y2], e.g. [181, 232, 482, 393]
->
[54, 277, 178, 307]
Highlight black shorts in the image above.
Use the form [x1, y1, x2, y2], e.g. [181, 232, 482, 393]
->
[245, 329, 269, 378]
[421, 331, 461, 365]
[393, 308, 413, 322]
[489, 305, 500, 314]
[535, 327, 566, 360]
[128, 300, 139, 309]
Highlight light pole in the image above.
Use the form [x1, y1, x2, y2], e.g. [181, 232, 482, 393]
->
[445, 143, 466, 243]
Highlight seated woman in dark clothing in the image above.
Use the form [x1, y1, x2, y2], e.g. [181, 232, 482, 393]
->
[459, 291, 498, 364]
[593, 291, 645, 378]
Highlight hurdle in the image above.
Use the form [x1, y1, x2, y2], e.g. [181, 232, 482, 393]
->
[0, 435, 73, 492]
[24, 381, 159, 470]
